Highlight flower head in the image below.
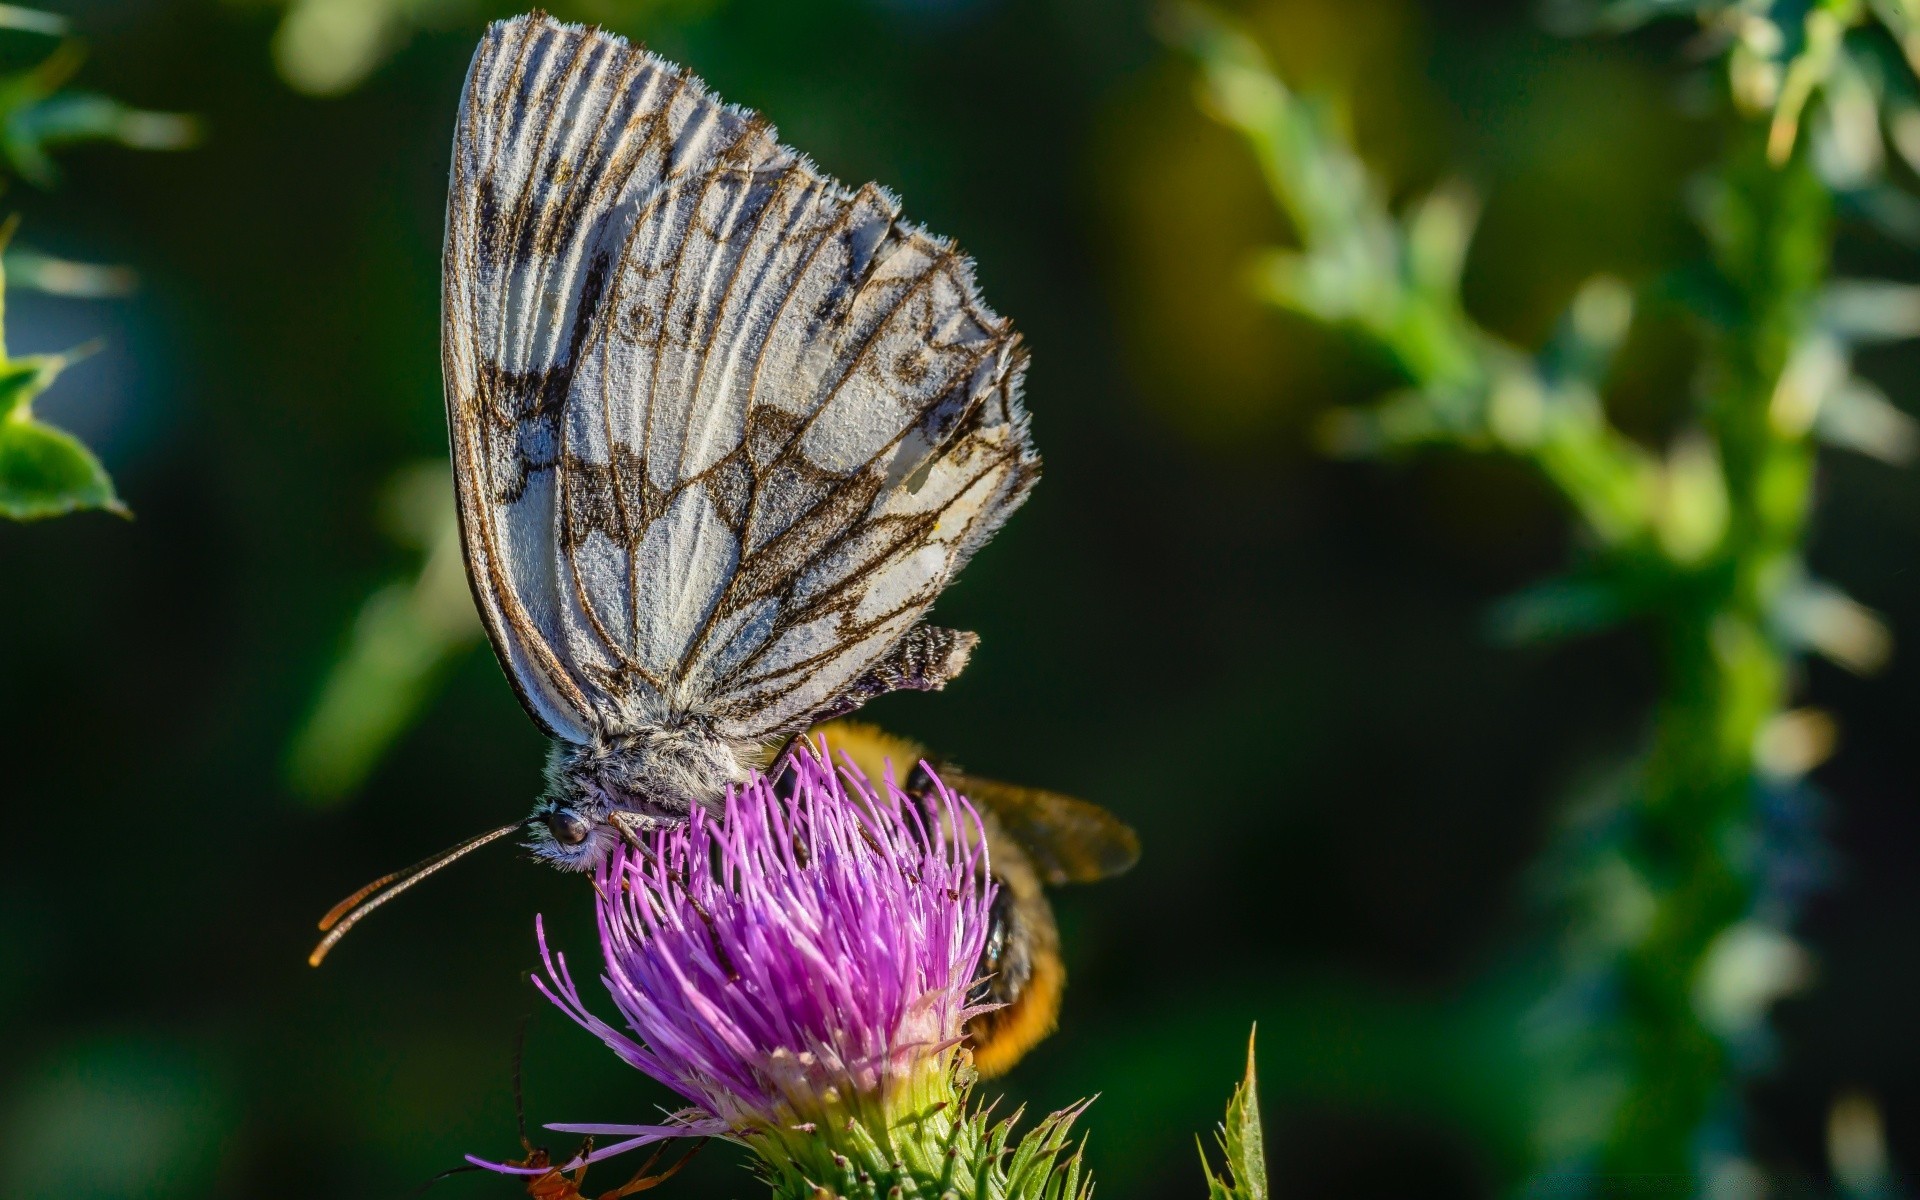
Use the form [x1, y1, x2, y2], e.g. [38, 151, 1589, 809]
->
[526, 738, 993, 1154]
[479, 738, 1094, 1200]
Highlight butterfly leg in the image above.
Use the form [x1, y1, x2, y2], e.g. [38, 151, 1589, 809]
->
[608, 810, 677, 850]
[811, 625, 979, 723]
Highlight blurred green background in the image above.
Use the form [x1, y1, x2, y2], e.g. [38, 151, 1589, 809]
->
[5, 0, 1920, 1195]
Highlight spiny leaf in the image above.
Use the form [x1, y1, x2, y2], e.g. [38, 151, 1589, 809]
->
[0, 405, 123, 518]
[1198, 1028, 1266, 1200]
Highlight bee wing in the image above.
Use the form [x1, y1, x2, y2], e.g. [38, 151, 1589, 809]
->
[949, 773, 1141, 886]
[444, 15, 1038, 743]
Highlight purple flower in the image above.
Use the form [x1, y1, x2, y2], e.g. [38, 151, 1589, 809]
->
[511, 738, 995, 1166]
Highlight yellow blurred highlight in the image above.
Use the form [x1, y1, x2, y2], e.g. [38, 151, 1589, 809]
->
[1754, 707, 1838, 780]
[1100, 0, 1433, 440]
[1769, 335, 1846, 438]
[1654, 433, 1728, 565]
[2, 250, 136, 298]
[272, 0, 400, 97]
[1782, 583, 1893, 676]
[1828, 1090, 1890, 1197]
[1570, 276, 1634, 354]
[1692, 920, 1813, 1038]
[0, 5, 67, 34]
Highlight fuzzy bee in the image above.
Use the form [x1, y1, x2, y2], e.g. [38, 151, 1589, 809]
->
[808, 721, 1138, 1076]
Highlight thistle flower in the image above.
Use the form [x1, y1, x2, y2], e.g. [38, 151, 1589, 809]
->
[491, 739, 1091, 1200]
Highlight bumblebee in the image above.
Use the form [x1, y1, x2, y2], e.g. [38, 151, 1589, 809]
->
[809, 721, 1139, 1077]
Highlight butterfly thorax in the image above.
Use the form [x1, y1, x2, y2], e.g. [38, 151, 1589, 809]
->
[529, 724, 754, 871]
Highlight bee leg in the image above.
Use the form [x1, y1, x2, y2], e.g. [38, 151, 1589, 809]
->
[809, 625, 978, 723]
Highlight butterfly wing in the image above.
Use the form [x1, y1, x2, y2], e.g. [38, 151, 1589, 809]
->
[444, 15, 1039, 744]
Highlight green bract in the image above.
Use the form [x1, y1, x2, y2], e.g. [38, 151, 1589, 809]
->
[0, 244, 122, 520]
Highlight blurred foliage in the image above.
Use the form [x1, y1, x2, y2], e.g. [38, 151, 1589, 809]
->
[286, 460, 481, 800]
[259, 0, 724, 96]
[1174, 0, 1920, 1188]
[0, 1034, 234, 1200]
[0, 10, 193, 520]
[0, 235, 121, 519]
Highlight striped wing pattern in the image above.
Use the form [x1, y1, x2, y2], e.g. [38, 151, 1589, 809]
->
[443, 13, 1038, 744]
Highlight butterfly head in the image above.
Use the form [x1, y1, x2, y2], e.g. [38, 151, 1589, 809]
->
[529, 728, 754, 871]
[526, 787, 626, 872]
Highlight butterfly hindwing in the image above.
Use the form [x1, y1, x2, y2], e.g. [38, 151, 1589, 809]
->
[444, 14, 1039, 743]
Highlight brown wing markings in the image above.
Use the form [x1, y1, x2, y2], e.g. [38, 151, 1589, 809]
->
[473, 16, 543, 225]
[755, 241, 966, 481]
[670, 160, 812, 496]
[738, 329, 1009, 591]
[449, 353, 599, 733]
[449, 17, 1039, 738]
[757, 332, 1010, 588]
[670, 135, 795, 492]
[560, 368, 668, 688]
[465, 247, 616, 718]
[732, 601, 921, 703]
[650, 158, 815, 682]
[637, 129, 779, 510]
[449, 18, 663, 731]
[716, 437, 1023, 701]
[489, 26, 595, 395]
[469, 26, 598, 519]
[731, 231, 952, 557]
[592, 64, 695, 620]
[680, 330, 1009, 680]
[622, 115, 762, 650]
[549, 49, 678, 685]
[528, 36, 645, 260]
[652, 173, 861, 606]
[756, 236, 990, 480]
[948, 340, 1038, 574]
[526, 61, 690, 660]
[446, 23, 600, 736]
[733, 182, 894, 468]
[497, 53, 647, 687]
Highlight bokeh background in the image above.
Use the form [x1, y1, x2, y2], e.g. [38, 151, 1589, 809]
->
[5, 0, 1920, 1195]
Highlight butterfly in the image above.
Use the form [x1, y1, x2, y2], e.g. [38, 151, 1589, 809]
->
[311, 11, 1039, 964]
[812, 721, 1138, 1077]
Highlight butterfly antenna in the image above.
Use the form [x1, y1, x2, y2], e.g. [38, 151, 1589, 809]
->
[308, 820, 526, 967]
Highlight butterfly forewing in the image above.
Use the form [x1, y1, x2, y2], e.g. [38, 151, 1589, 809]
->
[444, 14, 1039, 744]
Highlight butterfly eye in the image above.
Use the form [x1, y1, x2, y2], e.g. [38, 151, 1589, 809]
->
[546, 809, 592, 847]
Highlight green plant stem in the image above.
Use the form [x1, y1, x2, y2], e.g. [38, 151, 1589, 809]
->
[1176, 6, 1843, 1182]
[1606, 137, 1829, 1176]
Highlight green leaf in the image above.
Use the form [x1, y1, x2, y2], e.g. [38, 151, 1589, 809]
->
[1198, 1028, 1267, 1200]
[0, 407, 124, 518]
